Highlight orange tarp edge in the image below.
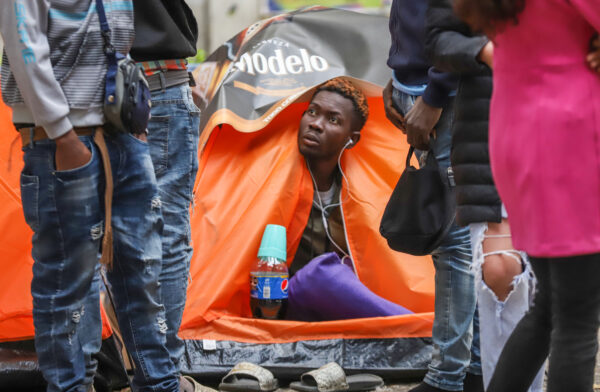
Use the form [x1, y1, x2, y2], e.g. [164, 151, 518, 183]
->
[0, 97, 111, 342]
[181, 97, 435, 343]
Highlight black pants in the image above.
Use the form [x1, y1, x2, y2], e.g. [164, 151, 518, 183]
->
[487, 253, 600, 392]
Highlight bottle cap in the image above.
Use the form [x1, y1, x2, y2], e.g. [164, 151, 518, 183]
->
[257, 224, 287, 261]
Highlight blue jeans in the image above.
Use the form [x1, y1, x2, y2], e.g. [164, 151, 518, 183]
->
[147, 83, 200, 371]
[21, 131, 178, 392]
[393, 88, 480, 391]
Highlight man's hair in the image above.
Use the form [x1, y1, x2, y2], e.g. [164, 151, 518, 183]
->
[314, 78, 369, 132]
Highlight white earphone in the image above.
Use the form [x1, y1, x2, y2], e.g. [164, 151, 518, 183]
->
[345, 139, 353, 148]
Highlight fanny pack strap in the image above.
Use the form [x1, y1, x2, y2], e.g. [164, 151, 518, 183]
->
[95, 0, 121, 107]
[93, 129, 115, 268]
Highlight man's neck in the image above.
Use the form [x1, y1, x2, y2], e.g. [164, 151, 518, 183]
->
[307, 159, 338, 191]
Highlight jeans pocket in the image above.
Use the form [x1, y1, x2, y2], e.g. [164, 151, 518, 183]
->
[54, 138, 96, 180]
[391, 88, 415, 117]
[20, 174, 40, 232]
[147, 116, 169, 174]
[183, 85, 201, 116]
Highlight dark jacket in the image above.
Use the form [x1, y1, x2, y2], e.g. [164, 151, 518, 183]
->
[387, 0, 457, 108]
[425, 0, 502, 226]
[130, 0, 198, 62]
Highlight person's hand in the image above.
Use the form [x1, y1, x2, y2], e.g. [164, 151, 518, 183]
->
[54, 129, 92, 171]
[587, 34, 600, 74]
[477, 41, 494, 69]
[383, 79, 406, 133]
[404, 96, 442, 150]
[134, 132, 148, 143]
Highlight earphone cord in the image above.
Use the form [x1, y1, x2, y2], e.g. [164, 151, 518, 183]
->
[307, 164, 350, 259]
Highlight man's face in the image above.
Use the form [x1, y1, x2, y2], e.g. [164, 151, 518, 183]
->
[298, 90, 356, 162]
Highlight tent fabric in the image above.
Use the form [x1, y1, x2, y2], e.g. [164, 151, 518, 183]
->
[0, 98, 112, 342]
[179, 97, 435, 345]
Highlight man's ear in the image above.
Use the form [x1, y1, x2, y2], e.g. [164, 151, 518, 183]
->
[347, 132, 360, 149]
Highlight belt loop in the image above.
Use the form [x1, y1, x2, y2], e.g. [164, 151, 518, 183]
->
[159, 71, 166, 93]
[29, 127, 35, 149]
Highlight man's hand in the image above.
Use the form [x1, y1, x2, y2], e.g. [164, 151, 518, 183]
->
[54, 130, 92, 171]
[478, 41, 494, 69]
[587, 34, 600, 74]
[134, 132, 148, 143]
[404, 96, 442, 150]
[383, 79, 406, 133]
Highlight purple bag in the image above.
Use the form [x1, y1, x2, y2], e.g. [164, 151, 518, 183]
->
[287, 252, 412, 321]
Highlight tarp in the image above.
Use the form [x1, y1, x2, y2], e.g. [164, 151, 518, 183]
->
[0, 95, 124, 390]
[183, 7, 435, 377]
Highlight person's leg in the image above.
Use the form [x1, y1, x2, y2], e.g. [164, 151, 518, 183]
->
[393, 89, 476, 392]
[487, 258, 552, 392]
[546, 253, 600, 392]
[22, 137, 104, 392]
[105, 133, 178, 392]
[471, 221, 543, 392]
[147, 83, 201, 372]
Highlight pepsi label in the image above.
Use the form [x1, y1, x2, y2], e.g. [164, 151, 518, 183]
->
[250, 273, 289, 300]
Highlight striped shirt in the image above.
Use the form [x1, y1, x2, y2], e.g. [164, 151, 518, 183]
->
[0, 0, 135, 139]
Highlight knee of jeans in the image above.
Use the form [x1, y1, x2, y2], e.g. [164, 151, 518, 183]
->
[157, 314, 168, 335]
[66, 303, 86, 345]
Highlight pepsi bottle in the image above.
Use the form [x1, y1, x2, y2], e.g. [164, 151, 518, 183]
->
[250, 224, 288, 319]
[250, 255, 289, 319]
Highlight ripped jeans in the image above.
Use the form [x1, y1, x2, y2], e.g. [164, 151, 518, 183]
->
[470, 217, 544, 392]
[21, 131, 178, 392]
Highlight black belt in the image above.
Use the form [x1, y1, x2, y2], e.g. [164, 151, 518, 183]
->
[146, 70, 195, 92]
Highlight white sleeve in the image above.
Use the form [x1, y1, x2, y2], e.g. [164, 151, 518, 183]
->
[0, 0, 72, 139]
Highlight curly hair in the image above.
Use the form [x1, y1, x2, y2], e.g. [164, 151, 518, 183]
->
[454, 0, 526, 34]
[314, 77, 369, 132]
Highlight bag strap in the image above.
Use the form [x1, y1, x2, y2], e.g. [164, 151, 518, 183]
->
[95, 0, 115, 57]
[94, 0, 120, 106]
[405, 146, 415, 168]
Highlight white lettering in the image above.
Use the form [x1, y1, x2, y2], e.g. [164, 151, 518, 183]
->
[267, 50, 287, 76]
[234, 48, 329, 76]
[235, 53, 254, 75]
[299, 49, 313, 72]
[310, 55, 328, 72]
[253, 53, 268, 74]
[284, 55, 302, 74]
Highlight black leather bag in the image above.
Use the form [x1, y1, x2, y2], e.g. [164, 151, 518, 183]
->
[380, 147, 456, 256]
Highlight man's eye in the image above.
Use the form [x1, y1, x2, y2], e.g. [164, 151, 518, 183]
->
[307, 108, 316, 115]
[329, 116, 339, 124]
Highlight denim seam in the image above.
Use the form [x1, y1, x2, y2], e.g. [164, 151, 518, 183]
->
[113, 240, 151, 382]
[49, 155, 68, 386]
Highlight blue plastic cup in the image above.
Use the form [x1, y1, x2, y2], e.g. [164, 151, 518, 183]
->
[257, 224, 287, 261]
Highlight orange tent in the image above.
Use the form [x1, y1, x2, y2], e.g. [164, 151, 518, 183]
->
[175, 94, 435, 377]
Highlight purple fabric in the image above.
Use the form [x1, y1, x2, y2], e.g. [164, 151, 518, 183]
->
[287, 252, 413, 321]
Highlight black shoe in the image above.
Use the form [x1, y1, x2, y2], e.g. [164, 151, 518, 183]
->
[408, 382, 454, 392]
[463, 373, 484, 392]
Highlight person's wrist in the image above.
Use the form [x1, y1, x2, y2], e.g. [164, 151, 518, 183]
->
[54, 129, 78, 145]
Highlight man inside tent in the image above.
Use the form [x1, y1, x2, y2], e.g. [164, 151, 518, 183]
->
[286, 77, 412, 321]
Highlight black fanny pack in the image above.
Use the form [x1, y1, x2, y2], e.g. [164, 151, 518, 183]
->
[96, 0, 151, 135]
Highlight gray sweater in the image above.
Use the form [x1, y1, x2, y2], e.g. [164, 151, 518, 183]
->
[0, 0, 135, 139]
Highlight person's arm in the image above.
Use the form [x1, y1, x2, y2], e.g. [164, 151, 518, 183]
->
[0, 0, 72, 139]
[425, 0, 490, 74]
[0, 0, 90, 170]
